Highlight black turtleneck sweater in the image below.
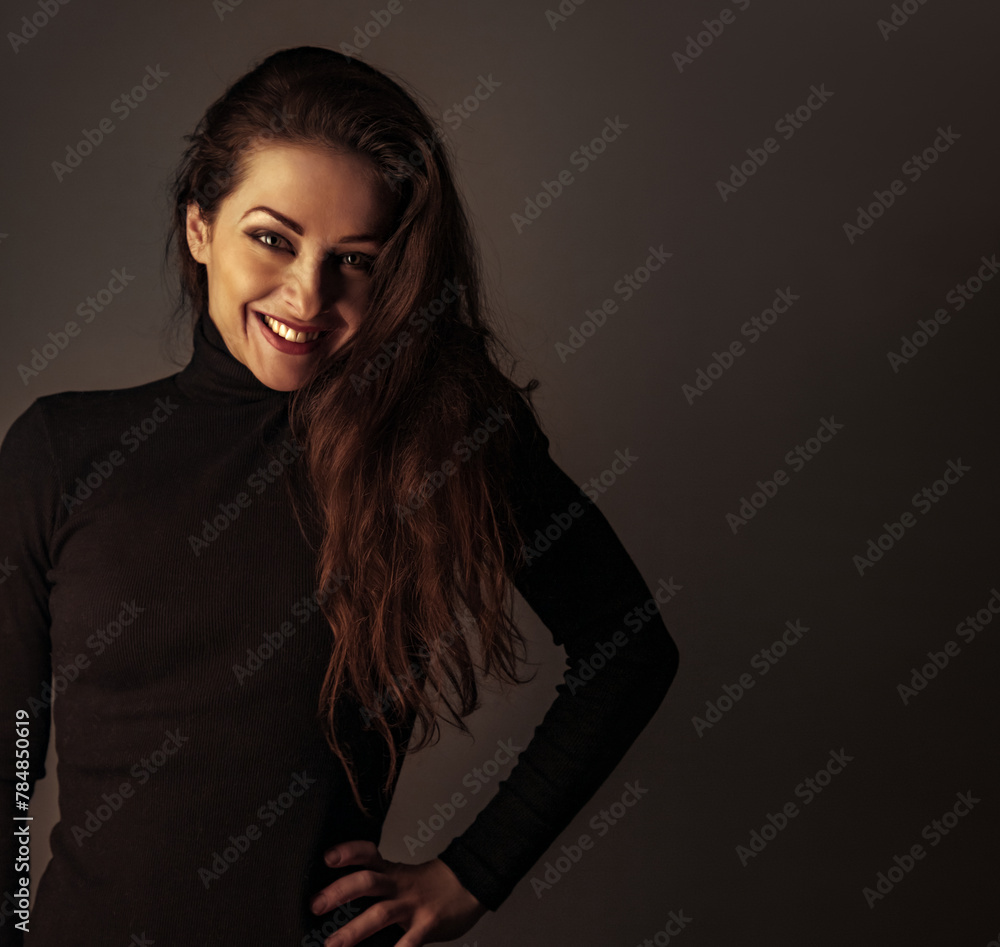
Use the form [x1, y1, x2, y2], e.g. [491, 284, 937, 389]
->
[0, 314, 678, 946]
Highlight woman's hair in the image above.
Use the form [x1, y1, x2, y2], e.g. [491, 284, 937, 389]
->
[165, 46, 539, 814]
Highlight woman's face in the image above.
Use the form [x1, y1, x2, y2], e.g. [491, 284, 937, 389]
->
[186, 142, 395, 391]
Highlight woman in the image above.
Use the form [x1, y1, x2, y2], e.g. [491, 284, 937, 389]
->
[0, 46, 678, 946]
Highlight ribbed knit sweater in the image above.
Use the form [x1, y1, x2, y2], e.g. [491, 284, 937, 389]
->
[0, 313, 679, 946]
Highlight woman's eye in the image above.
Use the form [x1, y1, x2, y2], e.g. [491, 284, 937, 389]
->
[251, 231, 289, 251]
[340, 250, 373, 273]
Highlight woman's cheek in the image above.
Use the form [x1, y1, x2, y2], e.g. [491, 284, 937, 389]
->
[352, 282, 373, 317]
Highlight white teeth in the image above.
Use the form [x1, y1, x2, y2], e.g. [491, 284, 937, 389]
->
[261, 313, 320, 344]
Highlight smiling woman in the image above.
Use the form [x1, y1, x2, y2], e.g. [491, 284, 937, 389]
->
[0, 45, 678, 947]
[185, 144, 395, 389]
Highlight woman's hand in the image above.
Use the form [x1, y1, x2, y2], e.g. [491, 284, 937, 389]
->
[311, 840, 488, 946]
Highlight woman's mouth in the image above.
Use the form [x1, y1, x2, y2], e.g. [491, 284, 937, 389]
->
[256, 311, 323, 343]
[252, 309, 332, 355]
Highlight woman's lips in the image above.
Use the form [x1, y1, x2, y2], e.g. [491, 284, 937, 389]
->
[253, 310, 326, 355]
[257, 311, 323, 342]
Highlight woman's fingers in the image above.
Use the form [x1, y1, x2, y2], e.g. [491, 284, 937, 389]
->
[312, 848, 486, 946]
[323, 838, 385, 869]
[311, 867, 393, 915]
[313, 839, 389, 915]
[321, 899, 407, 947]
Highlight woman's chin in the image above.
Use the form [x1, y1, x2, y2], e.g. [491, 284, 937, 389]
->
[249, 353, 317, 392]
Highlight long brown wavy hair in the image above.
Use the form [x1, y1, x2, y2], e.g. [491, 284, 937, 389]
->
[165, 46, 539, 814]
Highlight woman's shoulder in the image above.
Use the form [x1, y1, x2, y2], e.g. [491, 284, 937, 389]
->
[2, 371, 183, 458]
[505, 386, 551, 455]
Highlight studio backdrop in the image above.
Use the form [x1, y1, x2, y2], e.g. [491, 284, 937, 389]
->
[1, 0, 997, 944]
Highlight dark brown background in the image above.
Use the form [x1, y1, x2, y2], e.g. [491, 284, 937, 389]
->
[2, 0, 998, 944]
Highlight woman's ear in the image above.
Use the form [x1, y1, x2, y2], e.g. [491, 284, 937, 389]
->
[185, 202, 212, 264]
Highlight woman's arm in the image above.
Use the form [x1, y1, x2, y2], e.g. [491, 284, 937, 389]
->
[309, 399, 678, 945]
[434, 399, 680, 910]
[0, 402, 58, 947]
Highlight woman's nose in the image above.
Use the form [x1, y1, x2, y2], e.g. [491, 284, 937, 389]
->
[285, 258, 339, 320]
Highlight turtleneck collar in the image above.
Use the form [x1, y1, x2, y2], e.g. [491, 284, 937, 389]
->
[174, 315, 291, 404]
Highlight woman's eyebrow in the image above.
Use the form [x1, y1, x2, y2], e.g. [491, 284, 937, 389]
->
[239, 205, 381, 243]
[240, 205, 303, 233]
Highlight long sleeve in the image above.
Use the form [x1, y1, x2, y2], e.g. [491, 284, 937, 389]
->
[0, 403, 58, 947]
[436, 400, 680, 911]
